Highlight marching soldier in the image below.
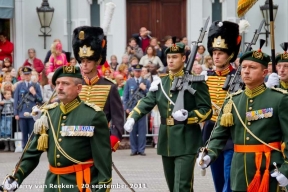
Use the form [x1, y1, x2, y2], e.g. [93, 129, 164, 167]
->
[3, 66, 112, 192]
[13, 66, 43, 147]
[202, 21, 241, 192]
[266, 42, 288, 90]
[72, 26, 124, 151]
[124, 40, 212, 191]
[197, 43, 288, 192]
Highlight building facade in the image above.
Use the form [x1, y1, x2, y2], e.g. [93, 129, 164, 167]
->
[0, 0, 287, 70]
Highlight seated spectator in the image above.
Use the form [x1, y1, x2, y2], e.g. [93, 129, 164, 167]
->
[139, 45, 164, 72]
[118, 64, 129, 81]
[132, 27, 152, 52]
[10, 68, 17, 84]
[115, 74, 125, 101]
[43, 72, 57, 104]
[150, 37, 162, 58]
[192, 63, 203, 75]
[13, 71, 24, 90]
[141, 66, 151, 80]
[2, 58, 12, 73]
[202, 55, 215, 71]
[110, 55, 119, 71]
[16, 67, 23, 81]
[196, 44, 206, 64]
[70, 57, 78, 66]
[125, 38, 143, 61]
[104, 68, 113, 79]
[43, 39, 65, 63]
[47, 42, 68, 73]
[23, 48, 44, 75]
[120, 54, 129, 68]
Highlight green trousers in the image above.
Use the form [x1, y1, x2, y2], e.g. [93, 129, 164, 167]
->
[162, 154, 196, 192]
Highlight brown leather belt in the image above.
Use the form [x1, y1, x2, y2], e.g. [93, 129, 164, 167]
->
[161, 117, 187, 125]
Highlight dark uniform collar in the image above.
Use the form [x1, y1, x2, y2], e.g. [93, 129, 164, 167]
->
[60, 96, 81, 114]
[215, 64, 234, 76]
[245, 84, 266, 98]
[280, 80, 288, 90]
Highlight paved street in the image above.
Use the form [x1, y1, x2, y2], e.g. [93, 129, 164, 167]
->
[0, 148, 214, 191]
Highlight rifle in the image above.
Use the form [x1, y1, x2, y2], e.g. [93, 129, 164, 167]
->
[222, 19, 265, 93]
[17, 89, 37, 111]
[126, 87, 145, 109]
[170, 16, 210, 113]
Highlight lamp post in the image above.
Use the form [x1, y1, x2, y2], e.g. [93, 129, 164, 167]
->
[36, 0, 54, 49]
[259, 0, 278, 46]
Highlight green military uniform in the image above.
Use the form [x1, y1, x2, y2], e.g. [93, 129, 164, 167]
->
[13, 66, 112, 192]
[129, 41, 212, 191]
[207, 49, 288, 192]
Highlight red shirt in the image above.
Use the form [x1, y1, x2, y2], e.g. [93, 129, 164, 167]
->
[23, 58, 44, 73]
[0, 40, 14, 63]
[141, 37, 150, 53]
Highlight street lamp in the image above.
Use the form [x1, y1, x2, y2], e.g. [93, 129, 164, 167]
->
[36, 0, 54, 49]
[259, 0, 278, 46]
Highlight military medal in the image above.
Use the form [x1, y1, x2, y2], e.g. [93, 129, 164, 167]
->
[60, 126, 95, 137]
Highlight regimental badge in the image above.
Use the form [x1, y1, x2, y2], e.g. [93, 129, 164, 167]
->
[212, 36, 228, 49]
[63, 66, 75, 74]
[246, 108, 273, 121]
[252, 51, 264, 60]
[170, 44, 179, 52]
[79, 45, 94, 57]
[79, 31, 85, 40]
[281, 53, 288, 60]
[60, 126, 95, 137]
[24, 67, 28, 72]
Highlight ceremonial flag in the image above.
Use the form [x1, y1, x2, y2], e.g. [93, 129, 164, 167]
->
[237, 0, 259, 17]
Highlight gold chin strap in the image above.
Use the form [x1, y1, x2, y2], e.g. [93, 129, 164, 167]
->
[218, 53, 234, 69]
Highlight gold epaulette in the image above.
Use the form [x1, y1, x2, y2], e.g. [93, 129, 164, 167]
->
[226, 90, 243, 99]
[84, 101, 102, 112]
[104, 77, 116, 84]
[41, 102, 59, 111]
[271, 87, 288, 94]
[159, 74, 168, 78]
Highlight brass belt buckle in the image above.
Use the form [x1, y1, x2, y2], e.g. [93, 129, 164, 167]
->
[166, 117, 174, 126]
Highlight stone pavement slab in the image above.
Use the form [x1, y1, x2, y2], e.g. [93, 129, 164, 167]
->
[0, 148, 214, 191]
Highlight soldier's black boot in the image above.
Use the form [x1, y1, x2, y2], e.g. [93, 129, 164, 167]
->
[3, 140, 9, 152]
[9, 141, 15, 152]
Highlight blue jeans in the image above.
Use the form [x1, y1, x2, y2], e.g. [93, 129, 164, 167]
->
[210, 149, 233, 192]
[0, 116, 12, 138]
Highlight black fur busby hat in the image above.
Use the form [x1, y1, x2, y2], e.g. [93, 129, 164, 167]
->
[72, 26, 107, 65]
[207, 21, 241, 63]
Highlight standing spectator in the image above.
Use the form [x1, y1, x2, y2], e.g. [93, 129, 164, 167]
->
[141, 66, 151, 80]
[118, 64, 129, 81]
[0, 32, 14, 63]
[180, 37, 191, 63]
[150, 37, 162, 58]
[161, 36, 172, 69]
[125, 38, 143, 61]
[120, 54, 129, 68]
[47, 42, 68, 73]
[13, 67, 43, 148]
[115, 74, 125, 101]
[10, 68, 18, 84]
[23, 48, 44, 75]
[1, 81, 14, 94]
[232, 57, 240, 70]
[42, 72, 56, 104]
[2, 58, 12, 73]
[43, 39, 65, 63]
[110, 55, 119, 71]
[202, 55, 215, 71]
[132, 27, 152, 52]
[123, 64, 151, 156]
[265, 61, 273, 82]
[16, 67, 23, 81]
[139, 45, 164, 72]
[0, 90, 14, 152]
[193, 63, 203, 75]
[69, 57, 78, 66]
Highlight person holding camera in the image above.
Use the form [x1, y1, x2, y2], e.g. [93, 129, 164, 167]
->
[132, 27, 152, 52]
[125, 37, 143, 62]
[13, 66, 43, 148]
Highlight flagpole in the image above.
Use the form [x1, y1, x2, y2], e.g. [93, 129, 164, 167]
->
[269, 0, 276, 72]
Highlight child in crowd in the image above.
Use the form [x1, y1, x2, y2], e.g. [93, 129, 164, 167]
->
[48, 42, 68, 73]
[2, 58, 12, 73]
[0, 90, 15, 152]
[10, 68, 18, 84]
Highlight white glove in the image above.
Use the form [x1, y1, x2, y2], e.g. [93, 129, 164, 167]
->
[3, 176, 18, 191]
[271, 171, 288, 187]
[124, 118, 135, 133]
[31, 106, 42, 121]
[200, 70, 208, 81]
[172, 109, 188, 121]
[196, 152, 211, 169]
[265, 72, 279, 88]
[149, 78, 161, 92]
